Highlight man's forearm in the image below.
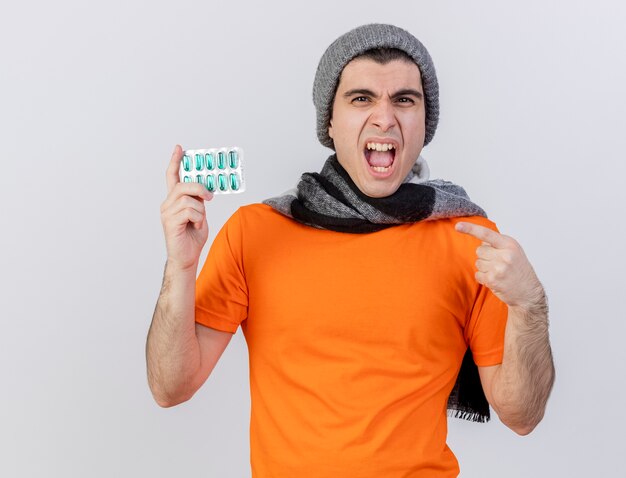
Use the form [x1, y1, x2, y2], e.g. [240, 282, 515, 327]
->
[146, 260, 201, 407]
[492, 287, 555, 434]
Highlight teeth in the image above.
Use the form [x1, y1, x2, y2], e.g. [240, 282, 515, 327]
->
[367, 142, 395, 151]
[366, 143, 395, 173]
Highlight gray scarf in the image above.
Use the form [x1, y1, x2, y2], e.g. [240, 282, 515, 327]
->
[263, 154, 493, 422]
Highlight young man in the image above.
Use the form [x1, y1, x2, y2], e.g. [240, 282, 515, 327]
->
[147, 24, 554, 477]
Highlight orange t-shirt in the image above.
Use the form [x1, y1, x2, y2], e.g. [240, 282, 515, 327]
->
[195, 204, 507, 478]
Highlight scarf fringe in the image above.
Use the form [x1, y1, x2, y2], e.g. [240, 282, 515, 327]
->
[447, 408, 490, 423]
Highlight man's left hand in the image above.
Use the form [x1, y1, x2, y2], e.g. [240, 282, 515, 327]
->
[455, 222, 542, 309]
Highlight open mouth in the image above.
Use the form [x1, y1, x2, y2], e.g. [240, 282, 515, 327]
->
[364, 142, 396, 173]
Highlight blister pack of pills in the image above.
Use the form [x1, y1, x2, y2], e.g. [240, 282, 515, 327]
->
[179, 147, 245, 194]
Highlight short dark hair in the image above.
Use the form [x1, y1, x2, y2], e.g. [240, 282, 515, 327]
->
[355, 47, 415, 65]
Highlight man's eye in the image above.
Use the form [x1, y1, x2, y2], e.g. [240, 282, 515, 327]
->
[397, 97, 414, 104]
[352, 96, 369, 102]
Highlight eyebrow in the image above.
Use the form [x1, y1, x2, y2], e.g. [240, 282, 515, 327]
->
[342, 88, 423, 100]
[343, 88, 376, 98]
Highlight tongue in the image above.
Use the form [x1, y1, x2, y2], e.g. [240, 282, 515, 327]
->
[368, 150, 393, 167]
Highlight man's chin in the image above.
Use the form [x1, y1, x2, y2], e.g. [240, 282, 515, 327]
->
[357, 181, 401, 199]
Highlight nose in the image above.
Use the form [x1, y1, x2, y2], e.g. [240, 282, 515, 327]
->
[369, 99, 397, 132]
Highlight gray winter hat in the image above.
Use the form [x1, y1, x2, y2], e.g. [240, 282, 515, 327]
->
[313, 23, 439, 149]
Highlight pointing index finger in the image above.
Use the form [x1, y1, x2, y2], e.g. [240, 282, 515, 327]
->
[455, 221, 507, 249]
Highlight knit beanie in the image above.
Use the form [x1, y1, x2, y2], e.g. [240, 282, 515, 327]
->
[313, 23, 439, 149]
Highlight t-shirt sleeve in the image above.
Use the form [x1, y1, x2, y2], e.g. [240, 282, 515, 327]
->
[465, 283, 508, 366]
[195, 210, 248, 333]
[458, 218, 509, 367]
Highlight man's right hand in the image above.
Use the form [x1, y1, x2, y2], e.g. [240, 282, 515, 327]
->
[148, 145, 232, 408]
[160, 145, 214, 271]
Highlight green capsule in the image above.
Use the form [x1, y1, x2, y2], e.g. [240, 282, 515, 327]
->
[206, 174, 215, 192]
[182, 155, 191, 172]
[228, 150, 238, 168]
[218, 173, 227, 191]
[195, 154, 203, 170]
[183, 175, 191, 183]
[205, 153, 214, 170]
[195, 174, 205, 186]
[217, 151, 226, 169]
[229, 173, 239, 190]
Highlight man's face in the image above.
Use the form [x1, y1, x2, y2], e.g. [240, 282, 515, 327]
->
[328, 58, 426, 198]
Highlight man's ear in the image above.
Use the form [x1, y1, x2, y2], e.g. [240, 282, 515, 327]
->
[328, 119, 334, 139]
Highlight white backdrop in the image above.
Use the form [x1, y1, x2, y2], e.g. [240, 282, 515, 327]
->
[1, 1, 625, 476]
